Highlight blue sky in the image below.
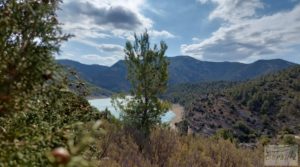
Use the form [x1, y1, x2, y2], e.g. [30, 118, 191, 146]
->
[56, 0, 300, 66]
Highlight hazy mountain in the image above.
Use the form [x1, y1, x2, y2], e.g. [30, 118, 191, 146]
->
[57, 56, 296, 92]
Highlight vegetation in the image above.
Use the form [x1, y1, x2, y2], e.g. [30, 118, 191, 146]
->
[0, 0, 105, 166]
[162, 81, 237, 108]
[164, 66, 300, 142]
[0, 1, 298, 166]
[0, 0, 71, 113]
[92, 126, 265, 167]
[114, 31, 169, 136]
[0, 91, 106, 166]
[228, 66, 300, 118]
[62, 67, 113, 98]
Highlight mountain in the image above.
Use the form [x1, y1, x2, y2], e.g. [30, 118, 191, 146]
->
[57, 56, 296, 92]
[164, 66, 300, 142]
[58, 60, 113, 97]
[168, 56, 296, 83]
[58, 59, 129, 92]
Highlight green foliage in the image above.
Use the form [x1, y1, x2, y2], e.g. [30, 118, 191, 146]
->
[229, 66, 300, 115]
[259, 136, 271, 146]
[215, 129, 235, 142]
[0, 0, 71, 113]
[116, 31, 170, 135]
[162, 81, 237, 108]
[233, 122, 251, 134]
[0, 0, 297, 166]
[0, 89, 106, 166]
[0, 1, 107, 166]
[164, 66, 300, 142]
[281, 135, 296, 145]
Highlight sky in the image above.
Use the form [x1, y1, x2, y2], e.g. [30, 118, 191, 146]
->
[56, 0, 300, 66]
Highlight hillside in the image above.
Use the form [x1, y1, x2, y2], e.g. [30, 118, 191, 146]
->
[58, 59, 129, 92]
[162, 81, 238, 107]
[2, 0, 300, 166]
[60, 63, 113, 97]
[57, 56, 296, 92]
[165, 66, 300, 142]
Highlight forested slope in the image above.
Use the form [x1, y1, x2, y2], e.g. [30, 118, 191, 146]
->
[165, 66, 300, 142]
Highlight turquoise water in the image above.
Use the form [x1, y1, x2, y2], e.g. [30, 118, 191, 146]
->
[88, 98, 176, 123]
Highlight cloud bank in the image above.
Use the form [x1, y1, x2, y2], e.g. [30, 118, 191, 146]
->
[58, 0, 175, 65]
[182, 0, 300, 63]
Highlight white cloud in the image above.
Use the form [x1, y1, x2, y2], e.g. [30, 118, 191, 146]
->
[60, 42, 124, 66]
[149, 30, 176, 39]
[192, 37, 202, 42]
[182, 1, 300, 63]
[198, 0, 264, 23]
[57, 53, 122, 66]
[68, 27, 111, 40]
[98, 44, 124, 53]
[59, 0, 174, 39]
[80, 54, 122, 66]
[58, 0, 175, 65]
[59, 0, 152, 37]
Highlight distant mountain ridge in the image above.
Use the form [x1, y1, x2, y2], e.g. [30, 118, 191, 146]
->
[57, 56, 296, 92]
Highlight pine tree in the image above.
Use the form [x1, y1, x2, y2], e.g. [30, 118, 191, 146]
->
[120, 31, 169, 135]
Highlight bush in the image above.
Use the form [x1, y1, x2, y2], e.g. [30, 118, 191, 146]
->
[0, 91, 105, 166]
[88, 127, 264, 167]
[215, 129, 235, 142]
[282, 135, 296, 145]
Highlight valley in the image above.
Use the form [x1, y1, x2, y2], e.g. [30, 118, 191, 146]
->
[61, 57, 300, 143]
[2, 0, 300, 165]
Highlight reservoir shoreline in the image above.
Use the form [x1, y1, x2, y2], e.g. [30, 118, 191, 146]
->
[170, 104, 184, 129]
[88, 97, 184, 126]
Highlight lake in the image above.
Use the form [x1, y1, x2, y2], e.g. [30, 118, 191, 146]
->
[88, 98, 176, 123]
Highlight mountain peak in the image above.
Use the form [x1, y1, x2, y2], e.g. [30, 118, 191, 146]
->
[57, 56, 296, 92]
[111, 60, 125, 68]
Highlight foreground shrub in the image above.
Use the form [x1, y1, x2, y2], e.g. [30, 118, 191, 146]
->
[0, 91, 105, 166]
[88, 127, 264, 167]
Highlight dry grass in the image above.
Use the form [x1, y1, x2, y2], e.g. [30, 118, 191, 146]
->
[90, 126, 265, 167]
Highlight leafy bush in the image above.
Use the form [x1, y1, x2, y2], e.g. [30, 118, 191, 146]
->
[0, 90, 106, 166]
